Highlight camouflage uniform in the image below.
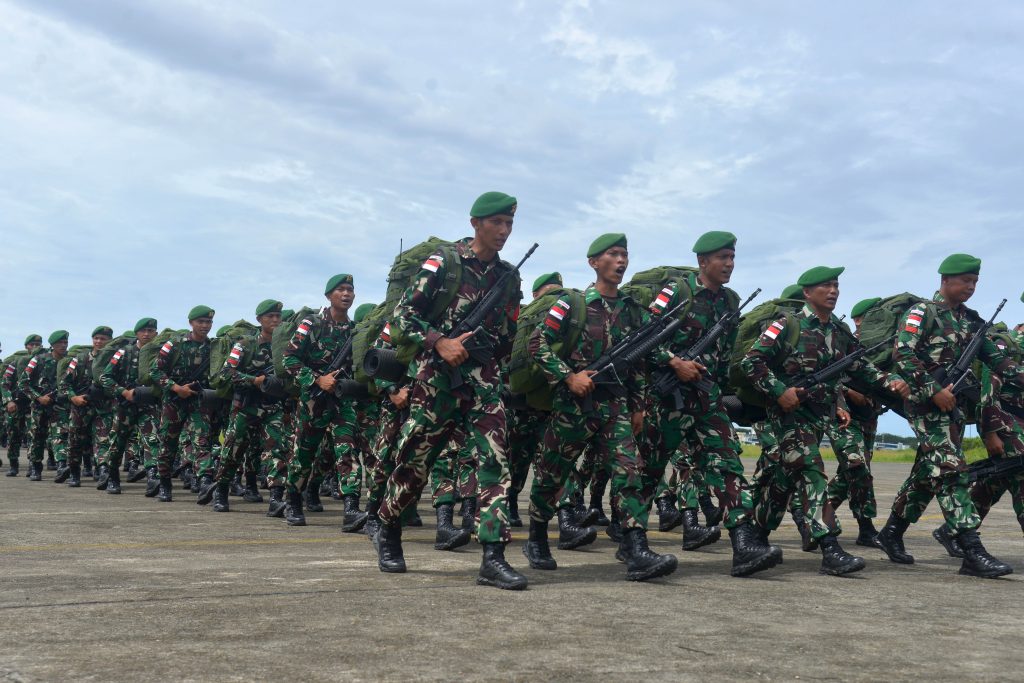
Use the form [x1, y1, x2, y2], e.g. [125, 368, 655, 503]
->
[378, 238, 519, 544]
[19, 350, 69, 468]
[505, 404, 546, 503]
[2, 359, 32, 471]
[528, 285, 647, 528]
[98, 342, 161, 472]
[825, 397, 880, 521]
[889, 293, 1024, 533]
[741, 305, 893, 541]
[150, 333, 213, 480]
[341, 398, 382, 497]
[60, 350, 114, 471]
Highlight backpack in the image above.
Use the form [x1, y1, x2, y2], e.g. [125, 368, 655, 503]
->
[210, 320, 260, 398]
[57, 345, 92, 377]
[271, 307, 316, 398]
[620, 265, 700, 314]
[15, 347, 45, 376]
[507, 287, 587, 411]
[3, 350, 30, 391]
[856, 293, 930, 371]
[91, 335, 136, 383]
[352, 302, 392, 385]
[728, 298, 804, 407]
[137, 329, 186, 393]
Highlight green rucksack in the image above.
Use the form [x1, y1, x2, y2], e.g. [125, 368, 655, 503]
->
[210, 320, 260, 398]
[137, 329, 186, 394]
[3, 350, 30, 391]
[271, 307, 316, 398]
[620, 265, 699, 313]
[15, 347, 45, 376]
[728, 298, 804, 407]
[57, 345, 92, 377]
[507, 287, 587, 411]
[91, 335, 136, 383]
[856, 293, 930, 371]
[352, 302, 392, 385]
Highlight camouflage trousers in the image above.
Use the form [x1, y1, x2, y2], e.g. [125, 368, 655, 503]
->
[215, 400, 285, 486]
[156, 396, 212, 479]
[642, 393, 751, 529]
[557, 442, 610, 510]
[337, 400, 381, 498]
[429, 439, 475, 507]
[752, 410, 841, 540]
[286, 394, 356, 496]
[104, 403, 160, 471]
[378, 380, 511, 544]
[4, 405, 30, 462]
[825, 417, 877, 520]
[27, 404, 67, 465]
[365, 401, 406, 510]
[68, 404, 113, 468]
[506, 406, 545, 497]
[655, 459, 708, 511]
[970, 412, 1024, 526]
[530, 392, 645, 529]
[890, 410, 979, 534]
[750, 420, 803, 518]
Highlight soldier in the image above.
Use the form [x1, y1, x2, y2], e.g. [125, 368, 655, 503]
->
[200, 299, 286, 512]
[642, 231, 781, 576]
[878, 254, 1024, 577]
[522, 232, 677, 582]
[149, 306, 216, 502]
[2, 334, 42, 477]
[19, 330, 71, 481]
[59, 326, 113, 487]
[280, 274, 358, 527]
[740, 266, 909, 575]
[97, 318, 160, 494]
[373, 191, 527, 590]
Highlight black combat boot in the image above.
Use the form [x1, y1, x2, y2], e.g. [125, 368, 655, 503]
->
[95, 464, 110, 490]
[285, 489, 306, 526]
[196, 476, 218, 505]
[126, 460, 147, 483]
[433, 503, 471, 550]
[157, 476, 173, 503]
[574, 493, 598, 527]
[243, 472, 263, 503]
[958, 529, 1013, 578]
[522, 519, 557, 570]
[588, 490, 610, 527]
[699, 492, 723, 527]
[67, 463, 81, 487]
[478, 542, 528, 590]
[53, 462, 71, 484]
[144, 467, 160, 497]
[363, 501, 381, 540]
[819, 535, 865, 575]
[190, 472, 203, 494]
[557, 507, 597, 550]
[266, 486, 287, 518]
[304, 483, 324, 513]
[855, 516, 881, 548]
[212, 482, 230, 512]
[620, 527, 678, 581]
[46, 455, 57, 471]
[681, 509, 720, 551]
[83, 453, 94, 479]
[508, 495, 523, 528]
[656, 496, 682, 532]
[319, 478, 332, 498]
[406, 508, 423, 527]
[605, 500, 623, 543]
[329, 477, 343, 501]
[461, 496, 478, 532]
[28, 461, 43, 481]
[5, 456, 18, 477]
[876, 513, 914, 564]
[795, 516, 818, 552]
[342, 495, 368, 533]
[229, 472, 245, 497]
[374, 522, 406, 573]
[729, 521, 783, 577]
[106, 469, 121, 495]
[932, 524, 964, 558]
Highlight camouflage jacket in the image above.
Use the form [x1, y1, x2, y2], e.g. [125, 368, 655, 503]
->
[741, 304, 891, 424]
[282, 308, 353, 391]
[895, 292, 1023, 409]
[99, 341, 144, 398]
[648, 277, 738, 389]
[150, 333, 212, 391]
[529, 284, 646, 413]
[218, 333, 274, 391]
[1, 361, 18, 403]
[58, 350, 94, 399]
[393, 237, 519, 391]
[19, 350, 62, 402]
[978, 330, 1024, 434]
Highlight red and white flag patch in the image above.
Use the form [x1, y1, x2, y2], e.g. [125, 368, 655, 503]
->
[110, 349, 124, 366]
[763, 320, 786, 341]
[67, 358, 78, 373]
[4, 364, 14, 378]
[904, 307, 925, 333]
[227, 343, 244, 367]
[296, 320, 312, 337]
[159, 341, 174, 356]
[422, 256, 443, 273]
[651, 287, 673, 312]
[26, 358, 37, 372]
[546, 299, 571, 331]
[380, 323, 392, 343]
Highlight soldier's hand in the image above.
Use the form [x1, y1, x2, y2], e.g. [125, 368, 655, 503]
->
[254, 375, 265, 388]
[389, 387, 410, 410]
[315, 373, 337, 393]
[122, 389, 134, 402]
[889, 380, 910, 400]
[5, 401, 16, 414]
[436, 332, 473, 367]
[70, 395, 88, 407]
[983, 431, 1005, 457]
[172, 383, 196, 399]
[38, 394, 52, 406]
[845, 388, 868, 406]
[566, 370, 596, 397]
[669, 357, 705, 383]
[777, 387, 800, 412]
[836, 408, 851, 428]
[932, 384, 956, 412]
[631, 411, 644, 435]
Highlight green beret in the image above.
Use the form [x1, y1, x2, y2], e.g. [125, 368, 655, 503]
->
[1021, 291, 1024, 304]
[938, 253, 981, 276]
[91, 326, 113, 338]
[532, 272, 563, 292]
[188, 305, 215, 321]
[324, 274, 354, 295]
[470, 191, 517, 218]
[255, 299, 283, 317]
[281, 309, 295, 321]
[850, 297, 882, 319]
[587, 233, 627, 258]
[797, 266, 845, 287]
[780, 284, 805, 301]
[216, 325, 232, 337]
[354, 303, 376, 323]
[48, 330, 69, 345]
[133, 317, 158, 333]
[692, 230, 737, 255]
[122, 330, 136, 339]
[24, 334, 42, 346]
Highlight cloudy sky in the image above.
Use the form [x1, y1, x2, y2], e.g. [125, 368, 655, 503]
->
[2, 1, 1022, 434]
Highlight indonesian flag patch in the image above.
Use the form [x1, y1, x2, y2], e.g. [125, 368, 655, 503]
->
[380, 323, 392, 343]
[159, 341, 174, 356]
[26, 358, 38, 372]
[227, 343, 244, 367]
[422, 256, 443, 273]
[67, 358, 78, 373]
[546, 299, 571, 331]
[110, 349, 124, 366]
[297, 320, 312, 337]
[651, 287, 673, 313]
[4, 364, 13, 378]
[762, 320, 786, 342]
[904, 307, 925, 334]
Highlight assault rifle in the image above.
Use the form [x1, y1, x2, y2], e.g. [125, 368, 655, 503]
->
[578, 298, 688, 413]
[933, 298, 1006, 421]
[968, 454, 1024, 483]
[649, 288, 761, 410]
[309, 335, 356, 401]
[168, 353, 212, 404]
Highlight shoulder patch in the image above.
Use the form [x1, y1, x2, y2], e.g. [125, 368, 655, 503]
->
[380, 322, 392, 343]
[67, 358, 78, 373]
[545, 299, 571, 331]
[159, 340, 174, 356]
[904, 307, 926, 334]
[26, 357, 38, 372]
[227, 342, 244, 367]
[422, 254, 444, 273]
[110, 349, 124, 366]
[4, 364, 14, 378]
[296, 319, 314, 337]
[649, 286, 675, 314]
[761, 319, 787, 343]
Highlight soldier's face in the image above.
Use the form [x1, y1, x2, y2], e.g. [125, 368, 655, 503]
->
[471, 214, 513, 253]
[589, 246, 629, 286]
[52, 340, 68, 356]
[137, 328, 157, 345]
[698, 248, 735, 286]
[25, 342, 41, 352]
[329, 284, 354, 312]
[191, 317, 213, 340]
[942, 273, 977, 305]
[804, 280, 839, 313]
[532, 283, 561, 300]
[258, 312, 282, 334]
[92, 335, 111, 352]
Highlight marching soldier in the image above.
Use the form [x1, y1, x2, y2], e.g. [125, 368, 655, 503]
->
[19, 331, 71, 482]
[2, 334, 42, 477]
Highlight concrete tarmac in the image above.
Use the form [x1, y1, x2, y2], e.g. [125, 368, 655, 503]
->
[1, 458, 1022, 682]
